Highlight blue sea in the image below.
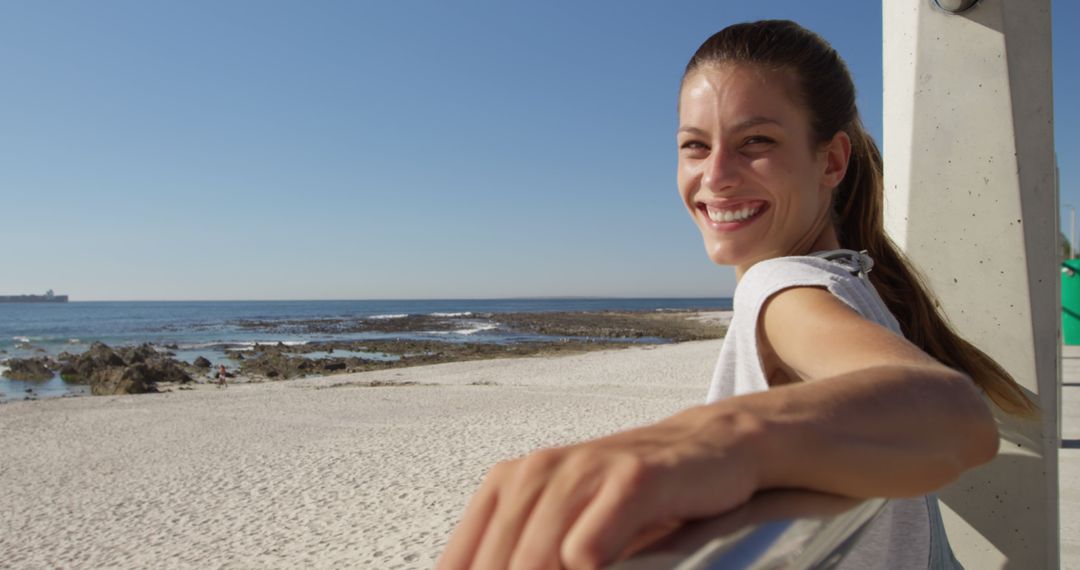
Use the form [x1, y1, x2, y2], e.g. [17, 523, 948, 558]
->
[0, 298, 731, 402]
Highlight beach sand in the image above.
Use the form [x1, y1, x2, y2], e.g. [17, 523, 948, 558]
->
[0, 340, 719, 569]
[4, 337, 1076, 569]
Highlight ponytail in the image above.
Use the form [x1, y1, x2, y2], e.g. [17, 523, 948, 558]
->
[835, 123, 1038, 417]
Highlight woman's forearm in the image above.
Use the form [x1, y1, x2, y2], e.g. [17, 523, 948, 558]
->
[700, 365, 1000, 499]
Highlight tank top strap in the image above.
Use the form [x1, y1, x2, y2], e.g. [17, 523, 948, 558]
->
[808, 248, 874, 280]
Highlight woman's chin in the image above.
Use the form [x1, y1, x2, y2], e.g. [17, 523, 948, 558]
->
[703, 244, 746, 268]
[703, 242, 780, 272]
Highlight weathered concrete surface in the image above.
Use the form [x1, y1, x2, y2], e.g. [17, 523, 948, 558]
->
[884, 0, 1058, 567]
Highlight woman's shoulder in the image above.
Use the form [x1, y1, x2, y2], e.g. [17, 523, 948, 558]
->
[734, 251, 900, 334]
[736, 254, 863, 299]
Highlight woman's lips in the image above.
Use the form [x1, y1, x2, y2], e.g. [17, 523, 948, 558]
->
[696, 200, 768, 231]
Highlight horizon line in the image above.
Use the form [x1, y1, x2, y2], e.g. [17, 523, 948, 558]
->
[49, 295, 734, 303]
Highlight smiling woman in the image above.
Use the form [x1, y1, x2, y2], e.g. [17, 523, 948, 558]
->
[677, 63, 848, 276]
[437, 20, 1035, 570]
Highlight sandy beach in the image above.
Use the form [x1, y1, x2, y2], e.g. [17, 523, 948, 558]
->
[0, 339, 720, 569]
[4, 331, 1077, 569]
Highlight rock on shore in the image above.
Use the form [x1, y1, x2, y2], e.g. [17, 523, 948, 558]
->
[57, 342, 194, 395]
[1, 357, 58, 381]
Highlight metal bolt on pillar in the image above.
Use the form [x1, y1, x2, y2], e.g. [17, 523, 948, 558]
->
[933, 0, 980, 13]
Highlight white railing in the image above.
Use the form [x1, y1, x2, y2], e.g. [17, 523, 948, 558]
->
[610, 491, 886, 569]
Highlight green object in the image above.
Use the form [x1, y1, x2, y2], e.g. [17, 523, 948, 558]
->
[1062, 259, 1080, 345]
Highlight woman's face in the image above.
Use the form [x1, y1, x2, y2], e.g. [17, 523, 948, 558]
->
[677, 64, 848, 278]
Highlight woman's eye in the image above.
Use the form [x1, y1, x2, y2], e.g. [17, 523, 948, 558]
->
[680, 141, 707, 151]
[743, 136, 775, 147]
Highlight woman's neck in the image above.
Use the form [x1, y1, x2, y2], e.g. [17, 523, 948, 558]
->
[734, 226, 842, 282]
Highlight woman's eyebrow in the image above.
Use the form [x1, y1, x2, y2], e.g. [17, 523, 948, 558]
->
[677, 126, 709, 137]
[677, 116, 784, 137]
[731, 116, 783, 131]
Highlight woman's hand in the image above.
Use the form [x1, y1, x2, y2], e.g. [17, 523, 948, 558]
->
[436, 405, 767, 570]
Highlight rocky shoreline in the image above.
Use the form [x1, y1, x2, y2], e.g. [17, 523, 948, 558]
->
[1, 310, 728, 399]
[2, 342, 196, 396]
[223, 309, 726, 341]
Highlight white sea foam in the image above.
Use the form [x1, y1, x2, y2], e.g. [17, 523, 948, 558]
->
[177, 340, 309, 351]
[367, 314, 408, 320]
[67, 339, 81, 344]
[429, 312, 473, 317]
[429, 323, 499, 336]
[458, 323, 498, 335]
[12, 336, 30, 343]
[242, 341, 308, 348]
[176, 342, 238, 351]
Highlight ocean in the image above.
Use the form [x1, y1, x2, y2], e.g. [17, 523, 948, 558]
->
[0, 298, 731, 401]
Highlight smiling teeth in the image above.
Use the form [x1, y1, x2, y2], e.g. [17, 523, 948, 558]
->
[707, 205, 760, 223]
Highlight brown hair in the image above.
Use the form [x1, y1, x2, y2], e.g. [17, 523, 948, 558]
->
[684, 20, 1036, 417]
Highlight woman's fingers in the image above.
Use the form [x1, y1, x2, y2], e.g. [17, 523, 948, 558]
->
[507, 455, 604, 569]
[559, 457, 659, 569]
[436, 462, 507, 569]
[615, 519, 686, 561]
[469, 473, 546, 568]
[456, 451, 565, 569]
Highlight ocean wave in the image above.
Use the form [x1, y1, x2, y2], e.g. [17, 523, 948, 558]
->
[176, 340, 309, 351]
[429, 312, 473, 317]
[248, 340, 308, 347]
[367, 314, 408, 320]
[176, 342, 240, 351]
[428, 323, 499, 336]
[10, 335, 64, 344]
[457, 323, 498, 335]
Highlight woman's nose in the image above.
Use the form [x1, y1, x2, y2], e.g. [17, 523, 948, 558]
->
[700, 147, 741, 192]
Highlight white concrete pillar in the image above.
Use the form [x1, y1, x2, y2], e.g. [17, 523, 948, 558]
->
[882, 0, 1058, 568]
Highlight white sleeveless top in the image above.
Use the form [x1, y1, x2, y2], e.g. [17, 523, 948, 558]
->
[706, 251, 962, 570]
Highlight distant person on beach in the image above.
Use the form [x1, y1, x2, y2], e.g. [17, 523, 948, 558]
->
[438, 20, 1037, 570]
[217, 364, 227, 388]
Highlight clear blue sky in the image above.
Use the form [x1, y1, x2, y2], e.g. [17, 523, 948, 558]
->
[0, 1, 1074, 301]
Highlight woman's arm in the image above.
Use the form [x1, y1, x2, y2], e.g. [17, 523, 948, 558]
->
[743, 285, 1001, 498]
[703, 363, 999, 501]
[437, 286, 999, 570]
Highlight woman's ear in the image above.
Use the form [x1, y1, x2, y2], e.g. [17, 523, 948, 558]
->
[821, 131, 852, 191]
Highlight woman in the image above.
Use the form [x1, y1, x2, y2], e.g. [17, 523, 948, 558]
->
[438, 20, 1036, 570]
